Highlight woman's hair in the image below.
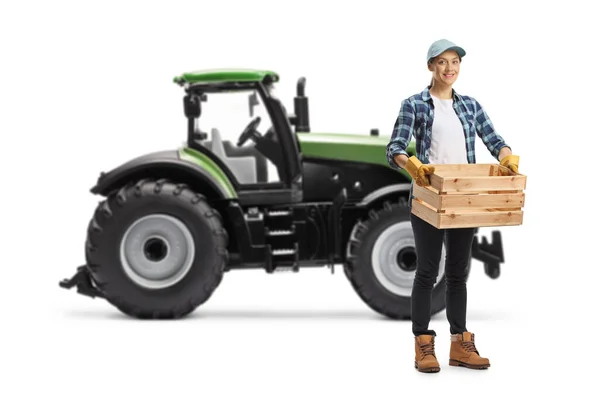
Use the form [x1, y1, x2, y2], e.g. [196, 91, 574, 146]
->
[428, 59, 434, 87]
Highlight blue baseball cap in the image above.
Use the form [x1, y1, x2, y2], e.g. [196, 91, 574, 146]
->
[427, 39, 466, 63]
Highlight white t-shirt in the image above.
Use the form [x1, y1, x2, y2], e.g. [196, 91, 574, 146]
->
[429, 96, 468, 165]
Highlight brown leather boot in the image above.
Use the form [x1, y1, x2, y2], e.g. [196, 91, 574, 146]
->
[449, 332, 490, 369]
[414, 335, 440, 373]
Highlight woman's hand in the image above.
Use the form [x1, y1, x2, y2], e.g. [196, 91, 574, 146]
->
[404, 156, 435, 186]
[498, 146, 519, 174]
[500, 154, 519, 174]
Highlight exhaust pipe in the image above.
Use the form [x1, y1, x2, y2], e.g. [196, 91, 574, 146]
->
[293, 77, 310, 132]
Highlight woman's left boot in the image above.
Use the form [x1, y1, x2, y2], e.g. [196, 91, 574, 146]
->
[449, 332, 490, 369]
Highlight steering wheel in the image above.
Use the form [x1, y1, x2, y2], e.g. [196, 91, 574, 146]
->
[236, 116, 262, 147]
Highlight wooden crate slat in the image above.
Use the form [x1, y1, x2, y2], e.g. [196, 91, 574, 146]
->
[429, 174, 444, 191]
[412, 184, 441, 210]
[429, 163, 494, 176]
[411, 201, 524, 228]
[437, 210, 524, 229]
[431, 175, 526, 193]
[411, 199, 440, 227]
[439, 192, 525, 209]
[441, 206, 522, 214]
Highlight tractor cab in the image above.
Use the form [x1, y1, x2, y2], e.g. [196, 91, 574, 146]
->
[173, 69, 309, 206]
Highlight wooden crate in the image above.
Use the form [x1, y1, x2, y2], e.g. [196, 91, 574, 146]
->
[410, 164, 526, 229]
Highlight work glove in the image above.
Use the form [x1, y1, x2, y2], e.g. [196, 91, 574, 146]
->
[405, 156, 435, 187]
[499, 154, 519, 174]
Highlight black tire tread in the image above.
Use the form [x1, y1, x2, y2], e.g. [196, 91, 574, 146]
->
[85, 179, 228, 319]
[345, 197, 448, 320]
[345, 198, 411, 319]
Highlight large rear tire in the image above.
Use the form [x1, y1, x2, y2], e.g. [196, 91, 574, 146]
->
[85, 179, 228, 319]
[345, 197, 465, 319]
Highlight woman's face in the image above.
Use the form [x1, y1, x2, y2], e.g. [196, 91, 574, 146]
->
[429, 50, 461, 86]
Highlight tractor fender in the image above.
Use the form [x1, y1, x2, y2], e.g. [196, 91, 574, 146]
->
[90, 148, 237, 200]
[356, 183, 412, 209]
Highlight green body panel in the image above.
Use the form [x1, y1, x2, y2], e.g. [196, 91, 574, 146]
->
[296, 132, 416, 181]
[174, 68, 279, 84]
[179, 147, 237, 198]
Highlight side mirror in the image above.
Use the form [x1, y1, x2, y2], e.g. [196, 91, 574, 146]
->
[248, 91, 259, 117]
[183, 94, 201, 118]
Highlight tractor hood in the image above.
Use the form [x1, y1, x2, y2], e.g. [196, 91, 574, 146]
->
[296, 132, 415, 169]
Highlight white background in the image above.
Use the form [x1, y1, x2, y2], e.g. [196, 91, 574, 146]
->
[1, 0, 598, 398]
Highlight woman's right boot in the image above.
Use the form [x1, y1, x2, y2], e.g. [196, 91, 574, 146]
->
[414, 334, 440, 373]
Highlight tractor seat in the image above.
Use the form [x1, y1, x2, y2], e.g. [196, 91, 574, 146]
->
[208, 128, 257, 184]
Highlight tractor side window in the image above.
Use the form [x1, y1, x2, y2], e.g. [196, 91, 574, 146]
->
[199, 91, 281, 185]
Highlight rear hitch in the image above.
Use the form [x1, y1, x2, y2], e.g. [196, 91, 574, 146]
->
[471, 230, 504, 279]
[59, 265, 105, 299]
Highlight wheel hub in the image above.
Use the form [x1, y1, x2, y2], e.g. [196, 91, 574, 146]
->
[119, 214, 195, 289]
[396, 246, 417, 272]
[371, 220, 445, 297]
[143, 237, 169, 262]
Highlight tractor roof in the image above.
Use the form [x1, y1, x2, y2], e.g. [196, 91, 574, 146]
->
[173, 68, 279, 85]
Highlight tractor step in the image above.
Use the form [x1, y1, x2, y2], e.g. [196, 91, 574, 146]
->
[263, 206, 299, 272]
[266, 228, 295, 236]
[268, 243, 299, 272]
[271, 248, 296, 256]
[265, 225, 296, 249]
[241, 206, 300, 272]
[268, 210, 292, 216]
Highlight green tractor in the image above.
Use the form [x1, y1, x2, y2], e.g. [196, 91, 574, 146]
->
[59, 68, 505, 319]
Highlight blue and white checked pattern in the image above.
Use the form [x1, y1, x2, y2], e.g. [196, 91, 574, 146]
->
[386, 86, 509, 170]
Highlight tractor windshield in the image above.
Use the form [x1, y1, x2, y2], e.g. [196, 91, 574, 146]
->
[198, 89, 282, 184]
[200, 89, 271, 142]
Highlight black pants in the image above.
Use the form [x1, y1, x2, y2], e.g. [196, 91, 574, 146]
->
[410, 212, 476, 336]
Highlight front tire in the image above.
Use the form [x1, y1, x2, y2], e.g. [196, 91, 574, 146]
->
[85, 179, 229, 319]
[345, 198, 450, 319]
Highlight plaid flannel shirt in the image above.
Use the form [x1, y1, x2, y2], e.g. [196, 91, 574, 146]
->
[386, 86, 510, 170]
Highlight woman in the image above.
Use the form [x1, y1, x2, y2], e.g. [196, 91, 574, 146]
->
[385, 39, 519, 373]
